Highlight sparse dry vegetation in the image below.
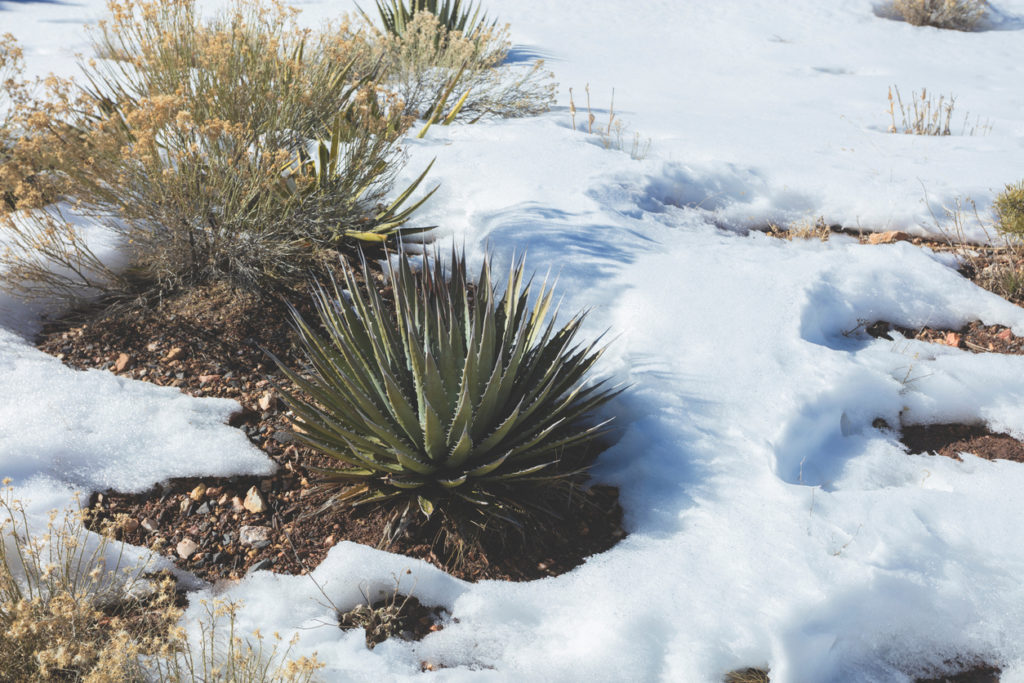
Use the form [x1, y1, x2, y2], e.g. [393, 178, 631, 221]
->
[0, 481, 323, 682]
[887, 85, 990, 137]
[0, 482, 177, 681]
[568, 84, 650, 160]
[891, 0, 988, 31]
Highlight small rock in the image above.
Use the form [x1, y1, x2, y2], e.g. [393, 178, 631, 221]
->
[180, 498, 193, 515]
[867, 230, 912, 245]
[206, 486, 223, 498]
[258, 390, 278, 412]
[239, 525, 272, 549]
[164, 347, 185, 362]
[944, 331, 962, 348]
[199, 374, 221, 384]
[141, 517, 158, 533]
[146, 341, 160, 352]
[196, 502, 211, 515]
[217, 493, 230, 507]
[189, 483, 207, 502]
[230, 496, 245, 512]
[114, 353, 131, 372]
[323, 535, 334, 547]
[272, 431, 294, 444]
[122, 518, 140, 533]
[176, 538, 199, 559]
[246, 558, 273, 575]
[243, 487, 266, 514]
[998, 328, 1014, 341]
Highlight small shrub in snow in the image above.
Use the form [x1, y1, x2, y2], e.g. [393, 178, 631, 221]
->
[371, 10, 556, 121]
[271, 249, 617, 558]
[0, 0, 435, 300]
[890, 0, 987, 30]
[994, 181, 1024, 239]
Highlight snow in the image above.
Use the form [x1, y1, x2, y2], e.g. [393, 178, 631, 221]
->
[4, 0, 1024, 680]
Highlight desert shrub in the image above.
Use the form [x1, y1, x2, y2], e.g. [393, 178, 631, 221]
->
[0, 0, 435, 300]
[0, 482, 179, 681]
[272, 249, 617, 553]
[371, 10, 555, 121]
[363, 0, 494, 39]
[890, 0, 987, 30]
[994, 181, 1024, 238]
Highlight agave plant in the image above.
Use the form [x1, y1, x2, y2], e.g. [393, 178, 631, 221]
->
[361, 0, 495, 39]
[272, 249, 617, 522]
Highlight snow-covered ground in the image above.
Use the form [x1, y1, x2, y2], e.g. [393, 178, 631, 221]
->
[3, 0, 1024, 680]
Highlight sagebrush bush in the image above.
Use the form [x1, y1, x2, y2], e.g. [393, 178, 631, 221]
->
[995, 181, 1024, 238]
[272, 250, 617, 548]
[891, 0, 987, 30]
[0, 0, 435, 300]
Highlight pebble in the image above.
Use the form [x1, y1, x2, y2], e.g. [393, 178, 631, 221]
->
[114, 353, 131, 372]
[189, 483, 207, 502]
[123, 518, 140, 533]
[141, 517, 158, 532]
[239, 525, 272, 548]
[199, 374, 221, 384]
[176, 538, 199, 559]
[867, 230, 912, 245]
[164, 347, 185, 362]
[258, 390, 278, 412]
[230, 496, 245, 512]
[179, 498, 193, 515]
[196, 502, 211, 515]
[146, 341, 160, 352]
[243, 487, 266, 514]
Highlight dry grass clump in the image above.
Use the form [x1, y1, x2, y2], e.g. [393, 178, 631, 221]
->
[0, 481, 323, 681]
[371, 11, 556, 122]
[149, 599, 323, 682]
[767, 215, 831, 242]
[568, 84, 651, 160]
[890, 0, 987, 30]
[0, 0, 432, 301]
[0, 482, 178, 681]
[886, 85, 990, 137]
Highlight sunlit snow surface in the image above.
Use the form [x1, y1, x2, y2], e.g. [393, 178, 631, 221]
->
[3, 0, 1024, 680]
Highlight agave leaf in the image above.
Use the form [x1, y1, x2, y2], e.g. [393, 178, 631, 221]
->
[465, 451, 510, 478]
[421, 400, 447, 461]
[474, 398, 524, 455]
[345, 230, 390, 243]
[417, 495, 435, 518]
[446, 425, 473, 469]
[437, 473, 468, 488]
[488, 461, 555, 481]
